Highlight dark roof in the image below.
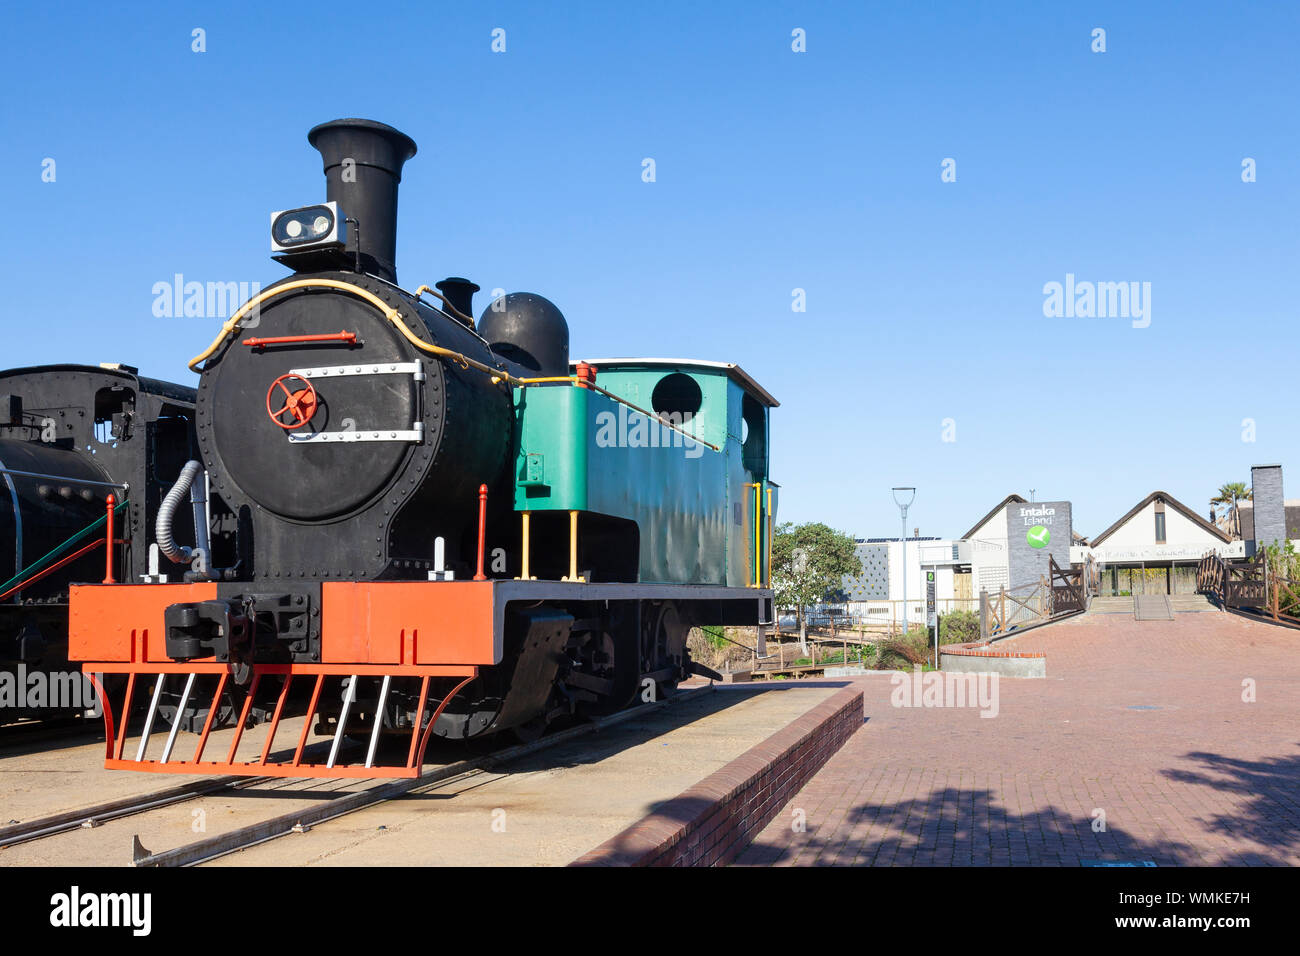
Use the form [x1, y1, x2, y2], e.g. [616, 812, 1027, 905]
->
[0, 363, 196, 404]
[1238, 503, 1300, 541]
[961, 494, 1027, 541]
[1090, 490, 1231, 546]
[573, 358, 779, 407]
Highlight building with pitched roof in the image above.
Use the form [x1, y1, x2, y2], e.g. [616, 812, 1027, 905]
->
[1072, 490, 1244, 595]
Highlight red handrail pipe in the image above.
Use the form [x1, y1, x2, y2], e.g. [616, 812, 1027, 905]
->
[474, 484, 488, 581]
[243, 331, 358, 348]
[103, 494, 116, 584]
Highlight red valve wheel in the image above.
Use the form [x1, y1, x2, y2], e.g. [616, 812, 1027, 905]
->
[266, 374, 319, 430]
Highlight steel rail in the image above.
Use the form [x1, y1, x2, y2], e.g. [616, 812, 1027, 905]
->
[0, 775, 269, 849]
[0, 735, 366, 849]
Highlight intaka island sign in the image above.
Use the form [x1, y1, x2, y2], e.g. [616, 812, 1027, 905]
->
[1006, 501, 1072, 585]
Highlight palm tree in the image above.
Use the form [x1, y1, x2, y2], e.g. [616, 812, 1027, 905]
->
[1211, 482, 1252, 539]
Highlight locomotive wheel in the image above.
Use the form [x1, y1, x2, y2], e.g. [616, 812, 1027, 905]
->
[569, 608, 640, 719]
[643, 603, 689, 700]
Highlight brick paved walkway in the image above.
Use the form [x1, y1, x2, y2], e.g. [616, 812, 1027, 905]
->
[735, 609, 1300, 866]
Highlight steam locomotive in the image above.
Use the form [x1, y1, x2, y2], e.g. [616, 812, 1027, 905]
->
[1, 364, 222, 721]
[68, 118, 778, 777]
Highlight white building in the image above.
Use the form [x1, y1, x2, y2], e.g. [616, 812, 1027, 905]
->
[1070, 491, 1244, 595]
[840, 536, 970, 628]
[963, 493, 1022, 597]
[836, 486, 1259, 624]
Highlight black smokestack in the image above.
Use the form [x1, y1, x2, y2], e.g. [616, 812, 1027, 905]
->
[307, 118, 417, 284]
[435, 277, 480, 325]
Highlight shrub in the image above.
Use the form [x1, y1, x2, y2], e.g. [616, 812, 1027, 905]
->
[1258, 541, 1300, 618]
[874, 629, 931, 670]
[939, 610, 979, 646]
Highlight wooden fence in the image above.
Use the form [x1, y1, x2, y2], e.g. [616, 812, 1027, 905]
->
[1049, 553, 1089, 614]
[977, 554, 1097, 639]
[1199, 549, 1300, 621]
[1195, 551, 1225, 599]
[749, 634, 873, 677]
[1196, 551, 1267, 609]
[1267, 570, 1300, 622]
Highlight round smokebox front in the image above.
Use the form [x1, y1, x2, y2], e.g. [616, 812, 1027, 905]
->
[199, 283, 433, 523]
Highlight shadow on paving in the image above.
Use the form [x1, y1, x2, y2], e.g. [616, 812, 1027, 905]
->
[0, 722, 104, 759]
[740, 787, 1205, 867]
[740, 743, 1300, 866]
[1161, 746, 1300, 859]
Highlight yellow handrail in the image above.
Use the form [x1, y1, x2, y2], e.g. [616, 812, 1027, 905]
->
[765, 486, 773, 587]
[188, 278, 519, 383]
[519, 512, 532, 580]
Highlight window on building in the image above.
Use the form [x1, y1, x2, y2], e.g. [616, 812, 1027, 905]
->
[1154, 508, 1166, 543]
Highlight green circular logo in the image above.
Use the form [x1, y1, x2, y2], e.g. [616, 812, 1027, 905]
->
[1027, 525, 1051, 549]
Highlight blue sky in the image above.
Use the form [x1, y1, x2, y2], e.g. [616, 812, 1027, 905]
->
[3, 1, 1297, 540]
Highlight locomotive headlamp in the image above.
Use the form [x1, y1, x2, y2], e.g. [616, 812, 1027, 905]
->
[270, 201, 346, 252]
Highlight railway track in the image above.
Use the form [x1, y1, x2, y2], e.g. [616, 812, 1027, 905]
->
[0, 774, 270, 849]
[0, 685, 711, 866]
[0, 722, 386, 852]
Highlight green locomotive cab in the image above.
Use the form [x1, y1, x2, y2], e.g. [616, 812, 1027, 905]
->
[511, 359, 778, 588]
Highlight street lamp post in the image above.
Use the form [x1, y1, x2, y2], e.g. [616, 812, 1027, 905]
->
[892, 487, 916, 637]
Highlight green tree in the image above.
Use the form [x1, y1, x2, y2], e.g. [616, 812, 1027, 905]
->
[771, 521, 858, 653]
[1211, 481, 1252, 538]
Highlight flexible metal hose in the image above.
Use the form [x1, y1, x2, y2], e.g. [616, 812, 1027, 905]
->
[157, 460, 203, 564]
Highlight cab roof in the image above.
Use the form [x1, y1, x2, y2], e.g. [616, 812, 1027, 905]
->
[573, 358, 779, 408]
